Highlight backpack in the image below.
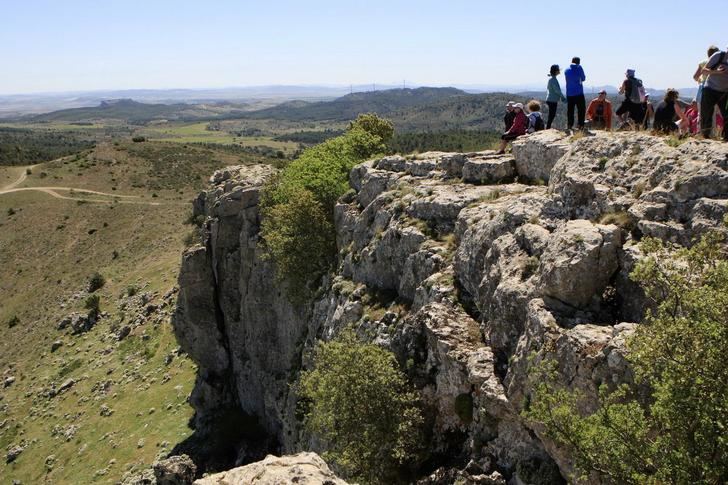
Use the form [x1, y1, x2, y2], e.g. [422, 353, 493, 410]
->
[528, 112, 545, 133]
[628, 78, 646, 104]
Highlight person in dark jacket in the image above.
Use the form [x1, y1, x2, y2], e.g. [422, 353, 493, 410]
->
[564, 57, 587, 131]
[653, 89, 686, 133]
[503, 101, 516, 131]
[496, 103, 527, 154]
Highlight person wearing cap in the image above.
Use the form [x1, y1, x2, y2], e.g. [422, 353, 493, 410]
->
[504, 101, 516, 132]
[564, 57, 587, 131]
[616, 69, 646, 128]
[496, 103, 527, 154]
[641, 93, 655, 130]
[700, 46, 728, 141]
[546, 64, 567, 129]
[586, 90, 613, 130]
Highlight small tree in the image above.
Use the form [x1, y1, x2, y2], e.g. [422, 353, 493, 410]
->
[525, 232, 728, 484]
[84, 294, 101, 318]
[87, 272, 105, 293]
[350, 113, 394, 144]
[299, 329, 423, 484]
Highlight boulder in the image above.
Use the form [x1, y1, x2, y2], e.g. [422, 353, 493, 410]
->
[153, 454, 197, 485]
[512, 130, 569, 182]
[194, 452, 348, 485]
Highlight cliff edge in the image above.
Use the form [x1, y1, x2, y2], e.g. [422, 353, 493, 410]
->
[172, 131, 728, 483]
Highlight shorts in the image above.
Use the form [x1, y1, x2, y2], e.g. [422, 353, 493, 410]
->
[616, 99, 644, 121]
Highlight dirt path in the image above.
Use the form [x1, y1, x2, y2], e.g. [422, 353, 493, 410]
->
[0, 164, 169, 206]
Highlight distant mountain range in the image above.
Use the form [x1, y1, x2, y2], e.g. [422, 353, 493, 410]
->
[11, 85, 703, 132]
[0, 84, 699, 118]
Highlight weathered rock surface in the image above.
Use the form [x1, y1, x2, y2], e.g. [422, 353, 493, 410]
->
[172, 132, 728, 483]
[194, 452, 348, 485]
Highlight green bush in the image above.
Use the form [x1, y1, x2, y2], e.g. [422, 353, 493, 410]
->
[525, 232, 728, 484]
[349, 113, 394, 144]
[260, 188, 335, 301]
[7, 315, 19, 328]
[261, 115, 391, 298]
[87, 272, 105, 292]
[84, 294, 100, 317]
[299, 329, 423, 484]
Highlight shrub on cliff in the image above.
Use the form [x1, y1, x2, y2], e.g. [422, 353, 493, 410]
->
[261, 114, 392, 298]
[299, 329, 423, 484]
[525, 232, 728, 484]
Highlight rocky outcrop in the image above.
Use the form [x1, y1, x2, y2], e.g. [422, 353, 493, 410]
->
[195, 452, 348, 485]
[173, 131, 728, 483]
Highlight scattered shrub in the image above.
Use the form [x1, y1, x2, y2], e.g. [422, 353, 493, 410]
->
[87, 272, 105, 292]
[84, 294, 100, 317]
[525, 232, 728, 484]
[299, 329, 423, 483]
[7, 315, 19, 328]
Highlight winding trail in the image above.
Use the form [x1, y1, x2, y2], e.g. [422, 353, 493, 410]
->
[0, 164, 167, 206]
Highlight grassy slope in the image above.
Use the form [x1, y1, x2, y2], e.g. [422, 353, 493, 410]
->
[0, 142, 273, 483]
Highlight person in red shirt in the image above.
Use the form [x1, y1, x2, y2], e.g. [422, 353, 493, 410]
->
[496, 103, 527, 154]
[586, 90, 613, 130]
[684, 99, 700, 135]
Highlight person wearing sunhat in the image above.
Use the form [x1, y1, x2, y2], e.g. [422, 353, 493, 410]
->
[586, 90, 613, 130]
[496, 103, 527, 154]
[503, 101, 517, 132]
[546, 64, 567, 129]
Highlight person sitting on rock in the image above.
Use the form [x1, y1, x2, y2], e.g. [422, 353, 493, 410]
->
[586, 90, 613, 130]
[616, 69, 646, 129]
[653, 89, 687, 134]
[527, 100, 545, 133]
[504, 101, 516, 132]
[496, 103, 527, 154]
[684, 99, 700, 135]
[641, 93, 655, 129]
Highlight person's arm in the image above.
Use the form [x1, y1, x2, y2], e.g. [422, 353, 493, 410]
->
[674, 103, 686, 122]
[619, 80, 626, 94]
[693, 64, 704, 82]
[586, 100, 595, 120]
[580, 66, 586, 82]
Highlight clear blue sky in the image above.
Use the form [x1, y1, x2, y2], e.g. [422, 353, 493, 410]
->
[2, 0, 725, 94]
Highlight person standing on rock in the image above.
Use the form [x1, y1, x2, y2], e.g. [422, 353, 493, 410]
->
[693, 45, 720, 110]
[700, 47, 728, 141]
[564, 57, 587, 131]
[496, 103, 527, 154]
[546, 64, 567, 129]
[586, 90, 613, 130]
[616, 69, 646, 129]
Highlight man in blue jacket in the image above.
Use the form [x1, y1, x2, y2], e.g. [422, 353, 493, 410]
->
[565, 57, 587, 131]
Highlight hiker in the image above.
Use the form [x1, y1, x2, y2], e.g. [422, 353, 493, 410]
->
[504, 101, 516, 132]
[526, 100, 545, 133]
[693, 45, 720, 108]
[586, 90, 613, 130]
[546, 64, 567, 129]
[700, 47, 728, 141]
[616, 69, 646, 129]
[684, 99, 700, 135]
[642, 94, 655, 129]
[496, 103, 527, 154]
[653, 89, 687, 134]
[564, 57, 586, 131]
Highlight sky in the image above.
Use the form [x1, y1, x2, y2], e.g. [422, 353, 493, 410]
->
[1, 0, 726, 95]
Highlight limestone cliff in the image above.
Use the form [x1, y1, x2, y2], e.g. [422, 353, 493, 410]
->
[172, 131, 728, 483]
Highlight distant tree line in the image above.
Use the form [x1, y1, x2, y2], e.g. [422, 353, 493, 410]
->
[0, 128, 95, 165]
[273, 129, 343, 144]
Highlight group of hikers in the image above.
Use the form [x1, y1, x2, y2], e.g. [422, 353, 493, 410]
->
[497, 46, 728, 153]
